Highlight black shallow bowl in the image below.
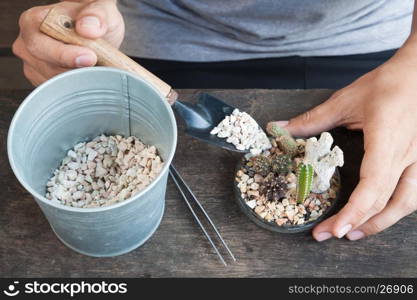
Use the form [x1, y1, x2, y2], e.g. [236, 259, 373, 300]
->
[234, 158, 341, 233]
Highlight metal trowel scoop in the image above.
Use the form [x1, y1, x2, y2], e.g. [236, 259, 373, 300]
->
[40, 8, 249, 153]
[173, 93, 244, 151]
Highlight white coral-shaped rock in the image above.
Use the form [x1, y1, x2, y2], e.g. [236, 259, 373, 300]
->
[304, 132, 344, 193]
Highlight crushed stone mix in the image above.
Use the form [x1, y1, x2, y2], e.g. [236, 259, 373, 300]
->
[46, 134, 164, 208]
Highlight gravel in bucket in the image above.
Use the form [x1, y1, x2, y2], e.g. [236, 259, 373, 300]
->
[46, 134, 164, 208]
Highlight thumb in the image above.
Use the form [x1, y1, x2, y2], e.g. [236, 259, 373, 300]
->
[75, 0, 119, 39]
[280, 97, 343, 137]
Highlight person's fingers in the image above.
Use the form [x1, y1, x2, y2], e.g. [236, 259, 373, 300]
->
[14, 38, 71, 79]
[13, 32, 97, 69]
[313, 143, 401, 241]
[18, 5, 51, 29]
[24, 32, 96, 68]
[23, 64, 48, 86]
[280, 93, 345, 137]
[75, 0, 122, 40]
[331, 130, 404, 238]
[312, 215, 338, 242]
[18, 6, 97, 69]
[346, 163, 417, 240]
[32, 59, 71, 80]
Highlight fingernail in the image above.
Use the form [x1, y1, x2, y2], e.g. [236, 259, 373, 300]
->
[336, 224, 352, 238]
[315, 232, 332, 242]
[80, 16, 100, 28]
[275, 121, 289, 127]
[75, 54, 95, 67]
[346, 230, 365, 241]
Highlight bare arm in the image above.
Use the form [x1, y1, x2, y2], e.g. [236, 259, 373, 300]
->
[277, 1, 417, 241]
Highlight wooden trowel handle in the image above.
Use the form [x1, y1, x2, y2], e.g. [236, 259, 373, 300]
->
[40, 7, 178, 104]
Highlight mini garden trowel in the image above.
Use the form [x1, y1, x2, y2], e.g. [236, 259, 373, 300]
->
[40, 8, 248, 153]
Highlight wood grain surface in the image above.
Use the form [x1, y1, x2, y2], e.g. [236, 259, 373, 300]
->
[1, 88, 416, 278]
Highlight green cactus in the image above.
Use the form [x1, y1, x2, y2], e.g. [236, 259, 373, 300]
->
[266, 121, 291, 137]
[251, 153, 293, 176]
[251, 155, 272, 176]
[271, 154, 292, 174]
[296, 163, 314, 204]
[266, 122, 298, 157]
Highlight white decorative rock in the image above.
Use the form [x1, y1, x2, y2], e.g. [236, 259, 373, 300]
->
[246, 199, 257, 209]
[304, 132, 344, 193]
[210, 108, 271, 156]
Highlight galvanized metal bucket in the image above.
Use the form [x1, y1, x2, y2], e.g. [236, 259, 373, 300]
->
[7, 67, 177, 257]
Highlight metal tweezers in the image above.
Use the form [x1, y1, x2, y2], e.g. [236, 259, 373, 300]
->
[169, 164, 236, 266]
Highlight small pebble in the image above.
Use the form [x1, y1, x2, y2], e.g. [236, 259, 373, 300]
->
[210, 109, 271, 155]
[276, 218, 287, 226]
[247, 190, 259, 197]
[250, 182, 259, 190]
[255, 205, 265, 215]
[254, 174, 263, 183]
[246, 199, 257, 209]
[241, 174, 249, 182]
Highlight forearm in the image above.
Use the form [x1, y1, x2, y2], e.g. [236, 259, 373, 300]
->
[403, 0, 417, 46]
[412, 0, 417, 34]
[386, 1, 417, 66]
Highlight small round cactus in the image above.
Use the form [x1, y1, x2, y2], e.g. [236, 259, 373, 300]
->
[260, 175, 287, 202]
[271, 154, 292, 175]
[251, 154, 293, 176]
[251, 155, 272, 176]
[266, 122, 298, 157]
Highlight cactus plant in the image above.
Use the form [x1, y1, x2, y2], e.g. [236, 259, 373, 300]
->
[266, 122, 298, 157]
[251, 155, 272, 176]
[251, 154, 293, 176]
[296, 163, 314, 204]
[271, 154, 292, 174]
[260, 174, 287, 202]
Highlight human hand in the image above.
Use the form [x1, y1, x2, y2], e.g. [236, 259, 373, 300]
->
[274, 40, 417, 241]
[13, 0, 124, 85]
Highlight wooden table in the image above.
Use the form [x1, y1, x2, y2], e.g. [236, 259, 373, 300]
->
[1, 87, 417, 278]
